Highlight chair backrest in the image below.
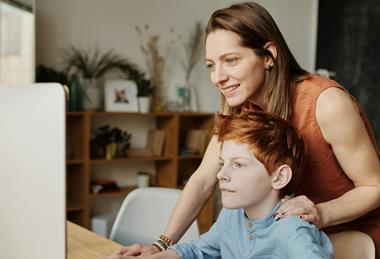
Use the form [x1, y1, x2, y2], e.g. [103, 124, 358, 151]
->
[110, 187, 200, 245]
[330, 231, 375, 259]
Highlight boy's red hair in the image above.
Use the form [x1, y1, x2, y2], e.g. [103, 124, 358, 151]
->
[216, 109, 305, 196]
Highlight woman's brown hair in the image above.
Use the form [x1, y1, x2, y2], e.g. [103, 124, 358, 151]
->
[216, 110, 305, 196]
[206, 2, 309, 121]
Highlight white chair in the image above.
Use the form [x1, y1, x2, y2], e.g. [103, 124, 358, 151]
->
[110, 187, 200, 246]
[329, 231, 375, 259]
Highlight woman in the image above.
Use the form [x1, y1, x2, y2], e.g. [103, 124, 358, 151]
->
[116, 2, 380, 257]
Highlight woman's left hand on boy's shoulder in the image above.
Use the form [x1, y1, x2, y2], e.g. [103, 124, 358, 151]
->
[274, 195, 323, 229]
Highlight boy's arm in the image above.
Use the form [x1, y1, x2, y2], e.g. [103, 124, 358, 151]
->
[169, 209, 226, 259]
[286, 224, 333, 259]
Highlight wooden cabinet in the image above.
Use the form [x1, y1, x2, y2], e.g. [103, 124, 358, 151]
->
[66, 111, 215, 233]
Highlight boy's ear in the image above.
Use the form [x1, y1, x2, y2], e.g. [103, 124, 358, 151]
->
[271, 165, 292, 190]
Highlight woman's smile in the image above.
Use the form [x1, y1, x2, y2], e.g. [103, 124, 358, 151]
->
[221, 84, 240, 97]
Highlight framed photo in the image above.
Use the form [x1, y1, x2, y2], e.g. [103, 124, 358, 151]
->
[104, 79, 138, 112]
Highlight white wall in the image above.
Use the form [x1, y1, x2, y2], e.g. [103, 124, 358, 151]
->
[36, 0, 318, 113]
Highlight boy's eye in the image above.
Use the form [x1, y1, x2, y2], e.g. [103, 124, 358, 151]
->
[233, 162, 243, 168]
[218, 161, 224, 168]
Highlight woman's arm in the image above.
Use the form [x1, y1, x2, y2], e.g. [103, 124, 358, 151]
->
[315, 88, 380, 228]
[131, 135, 221, 255]
[276, 87, 380, 228]
[163, 135, 221, 242]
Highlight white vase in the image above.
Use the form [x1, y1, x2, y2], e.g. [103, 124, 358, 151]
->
[189, 86, 199, 112]
[137, 172, 150, 188]
[138, 96, 151, 113]
[82, 78, 102, 111]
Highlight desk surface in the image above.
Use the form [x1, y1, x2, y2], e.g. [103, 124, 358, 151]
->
[67, 221, 122, 259]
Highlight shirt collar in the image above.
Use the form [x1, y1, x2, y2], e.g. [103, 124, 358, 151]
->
[241, 201, 281, 230]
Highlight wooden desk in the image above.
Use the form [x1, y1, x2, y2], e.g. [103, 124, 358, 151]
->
[67, 221, 122, 259]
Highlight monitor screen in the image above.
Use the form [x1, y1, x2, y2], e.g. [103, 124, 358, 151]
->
[0, 84, 66, 259]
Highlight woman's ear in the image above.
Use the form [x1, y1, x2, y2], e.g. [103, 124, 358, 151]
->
[263, 42, 277, 69]
[271, 165, 292, 190]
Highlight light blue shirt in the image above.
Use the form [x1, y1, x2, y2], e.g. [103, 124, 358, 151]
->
[171, 202, 333, 259]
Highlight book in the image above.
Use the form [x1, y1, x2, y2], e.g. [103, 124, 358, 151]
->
[128, 129, 166, 157]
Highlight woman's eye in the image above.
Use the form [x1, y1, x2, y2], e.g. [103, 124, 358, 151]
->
[226, 58, 238, 65]
[206, 63, 215, 71]
[218, 162, 224, 168]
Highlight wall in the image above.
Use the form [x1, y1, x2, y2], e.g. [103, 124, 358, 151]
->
[36, 0, 318, 112]
[35, 0, 319, 220]
[316, 0, 380, 145]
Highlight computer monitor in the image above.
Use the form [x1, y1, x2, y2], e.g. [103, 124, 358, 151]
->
[0, 84, 66, 259]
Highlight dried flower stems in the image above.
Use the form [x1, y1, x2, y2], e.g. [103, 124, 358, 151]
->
[181, 22, 203, 84]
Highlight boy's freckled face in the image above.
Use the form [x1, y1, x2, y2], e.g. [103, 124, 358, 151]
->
[217, 140, 273, 211]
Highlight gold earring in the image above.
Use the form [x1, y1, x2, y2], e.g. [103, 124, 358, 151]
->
[266, 64, 273, 70]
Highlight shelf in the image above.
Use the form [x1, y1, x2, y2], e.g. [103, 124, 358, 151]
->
[90, 156, 173, 164]
[66, 111, 214, 117]
[178, 155, 204, 160]
[65, 111, 215, 230]
[178, 112, 215, 117]
[66, 159, 83, 165]
[66, 112, 85, 116]
[89, 111, 174, 117]
[67, 206, 83, 212]
[90, 186, 136, 199]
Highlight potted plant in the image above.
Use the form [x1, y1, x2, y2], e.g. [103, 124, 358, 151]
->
[36, 65, 83, 112]
[90, 125, 131, 160]
[120, 65, 154, 112]
[136, 78, 153, 112]
[61, 46, 146, 111]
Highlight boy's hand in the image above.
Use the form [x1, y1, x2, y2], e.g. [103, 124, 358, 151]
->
[274, 195, 322, 228]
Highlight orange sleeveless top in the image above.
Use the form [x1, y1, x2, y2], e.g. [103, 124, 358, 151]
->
[291, 75, 380, 252]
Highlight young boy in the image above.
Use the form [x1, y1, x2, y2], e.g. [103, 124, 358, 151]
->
[103, 110, 333, 259]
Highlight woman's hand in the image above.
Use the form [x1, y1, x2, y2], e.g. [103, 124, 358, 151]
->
[99, 245, 177, 259]
[274, 195, 323, 228]
[139, 245, 161, 255]
[100, 244, 144, 259]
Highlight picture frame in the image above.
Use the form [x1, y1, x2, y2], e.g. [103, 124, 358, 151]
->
[104, 79, 138, 112]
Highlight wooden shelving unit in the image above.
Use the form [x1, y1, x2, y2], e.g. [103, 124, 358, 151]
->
[90, 186, 137, 199]
[66, 111, 215, 233]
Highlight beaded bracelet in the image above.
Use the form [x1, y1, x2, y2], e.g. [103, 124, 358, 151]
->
[159, 234, 173, 246]
[152, 234, 174, 251]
